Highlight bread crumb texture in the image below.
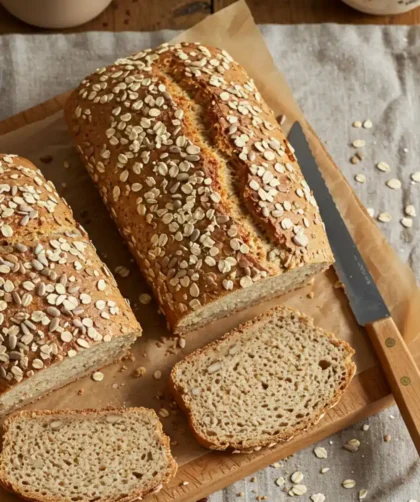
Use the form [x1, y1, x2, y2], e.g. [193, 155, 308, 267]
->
[171, 306, 355, 450]
[0, 407, 177, 502]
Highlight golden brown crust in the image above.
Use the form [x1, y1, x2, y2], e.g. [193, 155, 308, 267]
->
[170, 306, 356, 451]
[0, 407, 177, 502]
[0, 154, 141, 406]
[0, 155, 76, 243]
[64, 42, 333, 333]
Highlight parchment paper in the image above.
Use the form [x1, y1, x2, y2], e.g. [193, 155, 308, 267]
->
[0, 2, 419, 500]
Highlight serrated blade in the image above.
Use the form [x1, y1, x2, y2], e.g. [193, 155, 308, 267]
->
[288, 122, 390, 326]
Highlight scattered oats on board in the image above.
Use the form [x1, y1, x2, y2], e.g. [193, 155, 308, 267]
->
[289, 485, 307, 496]
[159, 408, 170, 418]
[362, 424, 370, 431]
[405, 205, 416, 217]
[64, 160, 70, 169]
[363, 119, 373, 129]
[320, 467, 330, 474]
[410, 172, 420, 183]
[350, 155, 360, 165]
[367, 207, 375, 218]
[314, 446, 328, 458]
[376, 161, 391, 173]
[352, 139, 366, 148]
[384, 434, 391, 442]
[342, 479, 356, 489]
[250, 477, 257, 483]
[353, 120, 362, 128]
[178, 338, 186, 349]
[291, 471, 304, 484]
[311, 494, 326, 502]
[359, 488, 368, 500]
[386, 178, 402, 190]
[277, 114, 287, 125]
[307, 291, 315, 299]
[237, 492, 244, 497]
[153, 370, 162, 380]
[139, 293, 152, 305]
[275, 477, 285, 487]
[92, 371, 104, 382]
[115, 265, 130, 278]
[401, 218, 413, 228]
[355, 174, 366, 183]
[181, 481, 189, 486]
[377, 212, 392, 223]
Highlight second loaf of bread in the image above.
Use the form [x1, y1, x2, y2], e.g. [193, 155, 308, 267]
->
[65, 42, 333, 334]
[0, 154, 141, 416]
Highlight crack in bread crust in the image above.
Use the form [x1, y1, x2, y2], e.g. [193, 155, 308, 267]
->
[65, 42, 334, 333]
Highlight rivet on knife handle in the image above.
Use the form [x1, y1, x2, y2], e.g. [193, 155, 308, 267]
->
[367, 317, 420, 453]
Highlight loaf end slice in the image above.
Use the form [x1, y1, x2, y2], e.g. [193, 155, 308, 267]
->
[170, 306, 356, 451]
[0, 407, 177, 502]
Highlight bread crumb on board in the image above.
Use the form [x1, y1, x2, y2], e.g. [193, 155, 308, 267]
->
[132, 367, 147, 378]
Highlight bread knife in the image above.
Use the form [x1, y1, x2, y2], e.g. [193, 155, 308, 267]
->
[288, 121, 420, 455]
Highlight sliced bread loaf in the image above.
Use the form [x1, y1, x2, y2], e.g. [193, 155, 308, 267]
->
[65, 42, 334, 335]
[170, 306, 356, 451]
[0, 154, 141, 417]
[0, 407, 177, 502]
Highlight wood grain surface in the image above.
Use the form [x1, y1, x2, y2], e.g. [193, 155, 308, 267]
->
[366, 317, 420, 455]
[0, 0, 419, 34]
[1, 93, 420, 502]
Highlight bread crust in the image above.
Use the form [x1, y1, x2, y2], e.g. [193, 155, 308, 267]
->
[0, 407, 177, 502]
[0, 154, 141, 412]
[170, 306, 356, 451]
[64, 42, 334, 333]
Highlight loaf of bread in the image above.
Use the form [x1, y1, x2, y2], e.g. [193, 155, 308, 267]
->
[0, 407, 177, 502]
[170, 306, 356, 451]
[0, 154, 141, 416]
[65, 42, 334, 334]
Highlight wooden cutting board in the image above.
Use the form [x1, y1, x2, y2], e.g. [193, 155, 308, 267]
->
[1, 95, 420, 502]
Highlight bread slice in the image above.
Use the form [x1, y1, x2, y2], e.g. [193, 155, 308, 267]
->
[170, 306, 356, 451]
[0, 407, 177, 502]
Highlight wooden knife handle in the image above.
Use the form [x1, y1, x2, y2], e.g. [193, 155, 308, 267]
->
[366, 317, 420, 455]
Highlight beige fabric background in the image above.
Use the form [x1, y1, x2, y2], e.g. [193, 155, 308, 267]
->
[0, 24, 419, 501]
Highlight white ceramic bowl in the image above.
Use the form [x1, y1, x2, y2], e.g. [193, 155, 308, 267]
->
[342, 0, 420, 15]
[2, 0, 113, 29]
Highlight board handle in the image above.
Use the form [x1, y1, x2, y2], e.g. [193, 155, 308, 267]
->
[366, 317, 420, 455]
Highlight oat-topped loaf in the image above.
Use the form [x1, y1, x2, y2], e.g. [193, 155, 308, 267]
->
[0, 154, 141, 416]
[65, 42, 333, 334]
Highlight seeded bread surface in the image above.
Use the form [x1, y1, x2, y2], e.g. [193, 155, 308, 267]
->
[0, 407, 177, 502]
[170, 306, 356, 451]
[0, 154, 141, 416]
[65, 42, 334, 334]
